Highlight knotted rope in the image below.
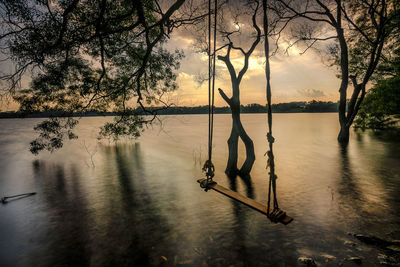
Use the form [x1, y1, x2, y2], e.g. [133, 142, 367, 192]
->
[263, 0, 283, 222]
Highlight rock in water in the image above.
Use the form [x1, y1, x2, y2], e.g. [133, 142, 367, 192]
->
[345, 257, 362, 264]
[378, 254, 400, 266]
[387, 245, 400, 252]
[344, 240, 357, 247]
[321, 254, 336, 262]
[298, 256, 317, 267]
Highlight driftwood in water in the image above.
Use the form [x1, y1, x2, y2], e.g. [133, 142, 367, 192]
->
[351, 233, 400, 252]
[1, 192, 36, 204]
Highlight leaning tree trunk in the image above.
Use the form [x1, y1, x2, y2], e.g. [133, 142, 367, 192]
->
[220, 87, 255, 176]
[224, 105, 255, 176]
[231, 104, 255, 176]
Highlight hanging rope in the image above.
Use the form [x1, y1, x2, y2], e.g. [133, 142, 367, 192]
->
[201, 0, 217, 189]
[211, 0, 217, 161]
[263, 0, 285, 223]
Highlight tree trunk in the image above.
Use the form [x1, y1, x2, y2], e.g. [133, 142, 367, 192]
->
[337, 26, 350, 144]
[216, 7, 261, 176]
[226, 127, 239, 176]
[225, 102, 255, 176]
[237, 119, 255, 176]
[338, 124, 350, 143]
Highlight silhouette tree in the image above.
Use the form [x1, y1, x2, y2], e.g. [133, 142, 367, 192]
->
[354, 48, 400, 129]
[216, 0, 261, 176]
[272, 0, 399, 143]
[0, 0, 204, 153]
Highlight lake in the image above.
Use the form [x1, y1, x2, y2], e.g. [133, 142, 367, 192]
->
[0, 113, 399, 266]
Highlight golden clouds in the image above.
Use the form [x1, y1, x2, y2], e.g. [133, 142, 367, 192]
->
[165, 28, 341, 106]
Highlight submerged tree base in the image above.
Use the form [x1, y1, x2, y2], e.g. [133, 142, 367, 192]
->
[338, 126, 350, 144]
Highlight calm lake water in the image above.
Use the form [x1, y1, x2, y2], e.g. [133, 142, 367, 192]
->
[0, 114, 399, 266]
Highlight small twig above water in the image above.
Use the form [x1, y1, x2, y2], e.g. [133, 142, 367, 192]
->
[82, 140, 97, 168]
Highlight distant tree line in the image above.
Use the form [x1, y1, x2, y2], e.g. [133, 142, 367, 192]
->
[151, 100, 339, 114]
[0, 100, 340, 118]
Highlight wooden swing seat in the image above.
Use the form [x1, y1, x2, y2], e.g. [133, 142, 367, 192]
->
[197, 178, 293, 225]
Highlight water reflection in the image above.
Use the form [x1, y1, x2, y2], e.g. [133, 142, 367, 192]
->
[359, 130, 400, 237]
[227, 174, 254, 199]
[338, 145, 362, 202]
[369, 128, 400, 142]
[1, 115, 399, 266]
[334, 144, 366, 234]
[228, 174, 254, 265]
[114, 145, 136, 209]
[31, 160, 91, 266]
[92, 143, 174, 266]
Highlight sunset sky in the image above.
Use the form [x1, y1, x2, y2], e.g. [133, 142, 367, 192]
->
[164, 29, 341, 107]
[0, 31, 341, 112]
[0, 1, 344, 112]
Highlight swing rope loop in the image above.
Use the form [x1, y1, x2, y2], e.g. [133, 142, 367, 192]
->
[202, 160, 215, 180]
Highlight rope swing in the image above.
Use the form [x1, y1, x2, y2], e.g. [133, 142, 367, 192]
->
[201, 0, 217, 189]
[198, 0, 292, 225]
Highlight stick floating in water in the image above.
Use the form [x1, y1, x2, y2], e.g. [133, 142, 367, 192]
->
[1, 192, 36, 204]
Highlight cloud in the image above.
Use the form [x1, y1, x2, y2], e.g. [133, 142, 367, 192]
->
[162, 10, 342, 106]
[297, 89, 326, 98]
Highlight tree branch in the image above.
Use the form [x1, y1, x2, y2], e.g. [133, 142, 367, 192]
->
[218, 87, 232, 105]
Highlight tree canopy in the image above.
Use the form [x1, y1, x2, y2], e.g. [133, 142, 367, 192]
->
[0, 0, 203, 153]
[354, 48, 400, 129]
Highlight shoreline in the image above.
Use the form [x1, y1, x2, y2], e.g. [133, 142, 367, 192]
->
[0, 111, 338, 119]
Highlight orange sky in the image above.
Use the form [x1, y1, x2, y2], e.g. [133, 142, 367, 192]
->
[0, 23, 343, 112]
[164, 31, 341, 107]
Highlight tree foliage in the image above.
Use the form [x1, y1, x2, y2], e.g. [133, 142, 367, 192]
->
[354, 49, 400, 129]
[0, 0, 200, 153]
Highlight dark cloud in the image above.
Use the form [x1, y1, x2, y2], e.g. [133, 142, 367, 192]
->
[297, 88, 325, 97]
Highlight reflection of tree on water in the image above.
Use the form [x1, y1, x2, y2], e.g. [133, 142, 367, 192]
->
[358, 132, 400, 236]
[227, 174, 254, 199]
[338, 145, 361, 197]
[207, 174, 297, 265]
[369, 128, 400, 143]
[114, 145, 136, 209]
[30, 146, 177, 266]
[227, 174, 254, 263]
[370, 140, 400, 229]
[336, 145, 363, 221]
[97, 143, 174, 266]
[335, 143, 391, 238]
[31, 160, 91, 266]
